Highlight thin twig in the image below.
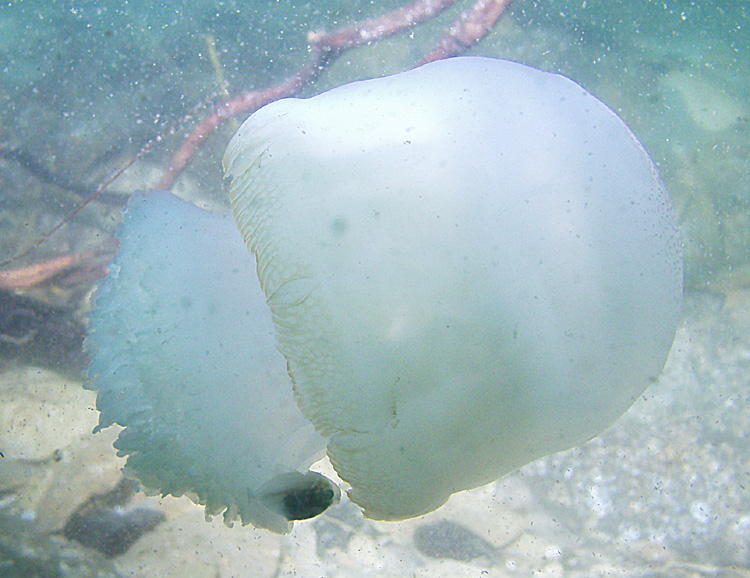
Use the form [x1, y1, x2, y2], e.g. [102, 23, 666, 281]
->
[419, 0, 513, 64]
[158, 0, 512, 189]
[156, 0, 460, 190]
[0, 143, 93, 198]
[0, 93, 218, 270]
[0, 0, 514, 284]
[0, 241, 115, 290]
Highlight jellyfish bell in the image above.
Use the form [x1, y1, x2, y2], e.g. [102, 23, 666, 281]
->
[87, 56, 681, 532]
[224, 56, 682, 520]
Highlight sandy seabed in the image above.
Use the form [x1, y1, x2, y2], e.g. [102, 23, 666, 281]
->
[1, 290, 749, 578]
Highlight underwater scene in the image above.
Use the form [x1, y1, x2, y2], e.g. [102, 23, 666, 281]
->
[0, 0, 748, 576]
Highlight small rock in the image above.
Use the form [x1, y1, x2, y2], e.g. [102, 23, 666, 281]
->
[63, 478, 165, 557]
[413, 519, 499, 565]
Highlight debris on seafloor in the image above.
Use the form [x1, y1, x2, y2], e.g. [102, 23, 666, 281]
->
[62, 478, 166, 558]
[0, 509, 122, 578]
[0, 289, 87, 372]
[413, 519, 499, 565]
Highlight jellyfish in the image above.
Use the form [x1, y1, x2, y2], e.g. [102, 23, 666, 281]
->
[87, 57, 682, 532]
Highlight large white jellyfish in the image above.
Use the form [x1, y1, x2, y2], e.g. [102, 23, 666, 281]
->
[87, 57, 682, 532]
